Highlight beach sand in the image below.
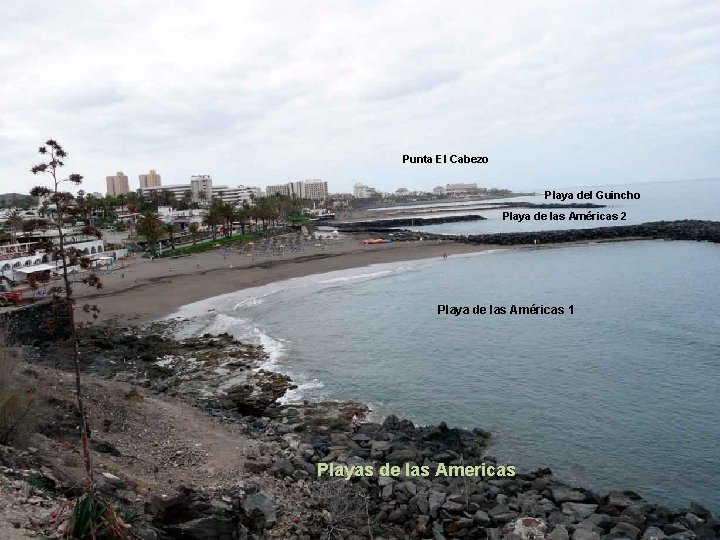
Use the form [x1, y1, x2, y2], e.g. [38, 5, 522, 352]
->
[76, 238, 495, 324]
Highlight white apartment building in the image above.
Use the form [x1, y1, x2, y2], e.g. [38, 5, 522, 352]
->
[353, 183, 378, 199]
[445, 182, 478, 195]
[106, 171, 130, 196]
[212, 186, 261, 206]
[141, 174, 213, 203]
[267, 180, 328, 200]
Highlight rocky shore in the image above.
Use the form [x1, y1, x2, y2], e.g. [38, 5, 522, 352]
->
[7, 324, 717, 539]
[334, 214, 487, 230]
[453, 220, 720, 245]
[335, 220, 720, 245]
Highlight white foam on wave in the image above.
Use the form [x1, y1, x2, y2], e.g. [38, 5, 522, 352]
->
[319, 269, 394, 284]
[280, 378, 326, 404]
[202, 313, 250, 336]
[254, 327, 288, 371]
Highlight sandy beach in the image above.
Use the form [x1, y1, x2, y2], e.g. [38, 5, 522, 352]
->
[76, 238, 496, 324]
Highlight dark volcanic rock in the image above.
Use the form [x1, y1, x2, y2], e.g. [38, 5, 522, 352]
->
[220, 370, 295, 415]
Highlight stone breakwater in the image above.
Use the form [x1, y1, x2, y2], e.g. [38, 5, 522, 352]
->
[343, 220, 720, 245]
[21, 325, 719, 539]
[452, 220, 720, 246]
[335, 214, 487, 230]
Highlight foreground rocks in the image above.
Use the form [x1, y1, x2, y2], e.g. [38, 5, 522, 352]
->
[13, 326, 720, 539]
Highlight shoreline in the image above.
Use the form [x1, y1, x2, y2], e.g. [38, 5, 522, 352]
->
[5, 236, 718, 537]
[77, 236, 658, 325]
[77, 239, 496, 324]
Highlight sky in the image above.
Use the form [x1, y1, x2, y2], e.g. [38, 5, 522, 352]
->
[0, 0, 718, 196]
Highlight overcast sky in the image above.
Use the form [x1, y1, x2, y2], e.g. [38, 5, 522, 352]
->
[1, 0, 718, 195]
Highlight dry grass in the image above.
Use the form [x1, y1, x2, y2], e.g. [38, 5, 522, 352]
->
[0, 338, 37, 445]
[307, 480, 371, 540]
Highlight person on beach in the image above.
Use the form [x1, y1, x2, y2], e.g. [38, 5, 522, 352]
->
[351, 414, 361, 433]
[443, 252, 448, 259]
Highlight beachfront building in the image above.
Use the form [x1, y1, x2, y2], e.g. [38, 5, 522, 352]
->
[266, 184, 290, 197]
[139, 169, 162, 189]
[353, 183, 378, 199]
[445, 182, 481, 196]
[0, 229, 107, 285]
[141, 174, 213, 203]
[212, 185, 262, 206]
[433, 185, 447, 195]
[190, 175, 213, 201]
[106, 171, 130, 197]
[266, 180, 328, 200]
[142, 177, 261, 207]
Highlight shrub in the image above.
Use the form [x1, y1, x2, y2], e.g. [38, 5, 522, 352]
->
[67, 492, 127, 539]
[0, 340, 37, 445]
[307, 480, 371, 540]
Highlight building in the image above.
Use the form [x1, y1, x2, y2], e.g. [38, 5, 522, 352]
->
[141, 174, 212, 203]
[106, 171, 130, 197]
[301, 180, 328, 200]
[433, 185, 447, 195]
[212, 186, 261, 206]
[353, 183, 378, 199]
[141, 184, 192, 202]
[266, 184, 289, 197]
[139, 169, 162, 189]
[190, 175, 213, 202]
[445, 182, 478, 195]
[395, 188, 410, 196]
[267, 180, 328, 200]
[142, 177, 262, 206]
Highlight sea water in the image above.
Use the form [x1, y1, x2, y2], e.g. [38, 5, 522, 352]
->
[170, 239, 720, 512]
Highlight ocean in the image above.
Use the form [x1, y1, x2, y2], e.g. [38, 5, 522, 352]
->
[168, 179, 720, 512]
[402, 178, 720, 235]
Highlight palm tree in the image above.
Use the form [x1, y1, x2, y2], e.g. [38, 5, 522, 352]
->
[236, 203, 250, 235]
[220, 203, 236, 238]
[6, 211, 24, 243]
[202, 204, 222, 240]
[136, 211, 164, 252]
[165, 222, 176, 249]
[189, 222, 199, 245]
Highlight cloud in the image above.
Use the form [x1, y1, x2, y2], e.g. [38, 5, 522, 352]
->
[0, 0, 718, 195]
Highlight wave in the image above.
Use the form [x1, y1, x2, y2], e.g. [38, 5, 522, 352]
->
[319, 269, 395, 284]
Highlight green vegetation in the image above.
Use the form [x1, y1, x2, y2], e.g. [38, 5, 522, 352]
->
[155, 232, 257, 258]
[68, 491, 127, 539]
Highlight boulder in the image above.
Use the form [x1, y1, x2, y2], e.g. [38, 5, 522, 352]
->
[429, 491, 446, 513]
[167, 517, 235, 540]
[548, 524, 570, 540]
[242, 492, 278, 531]
[562, 503, 598, 520]
[270, 458, 294, 478]
[688, 502, 711, 520]
[382, 415, 399, 430]
[572, 528, 601, 540]
[551, 484, 589, 504]
[146, 488, 201, 525]
[609, 521, 642, 540]
[642, 526, 668, 540]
